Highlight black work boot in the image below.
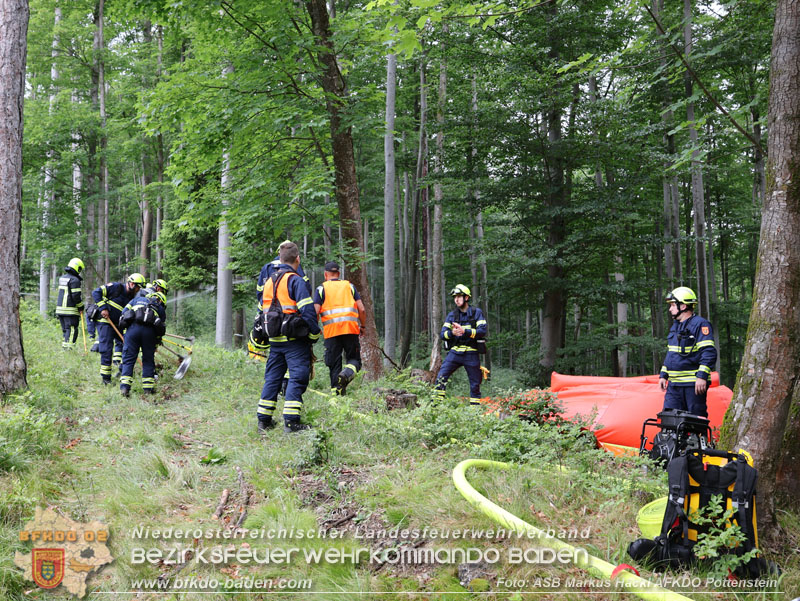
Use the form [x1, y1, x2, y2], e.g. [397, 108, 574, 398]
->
[257, 417, 275, 434]
[120, 386, 131, 397]
[102, 377, 112, 386]
[283, 421, 311, 434]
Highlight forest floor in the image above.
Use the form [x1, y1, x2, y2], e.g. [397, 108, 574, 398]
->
[1, 304, 796, 600]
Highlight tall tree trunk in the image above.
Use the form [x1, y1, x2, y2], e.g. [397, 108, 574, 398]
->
[654, 0, 682, 284]
[722, 0, 800, 543]
[0, 0, 29, 392]
[140, 154, 153, 274]
[539, 4, 566, 381]
[470, 76, 491, 373]
[684, 0, 710, 317]
[398, 62, 426, 365]
[39, 5, 60, 315]
[215, 64, 234, 349]
[306, 0, 382, 377]
[155, 26, 165, 275]
[383, 49, 397, 364]
[94, 0, 109, 281]
[429, 41, 446, 374]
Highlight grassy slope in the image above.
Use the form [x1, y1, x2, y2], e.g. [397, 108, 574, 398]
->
[0, 307, 795, 600]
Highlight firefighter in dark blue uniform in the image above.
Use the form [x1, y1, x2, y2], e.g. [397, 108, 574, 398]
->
[434, 285, 488, 406]
[119, 291, 167, 396]
[55, 258, 85, 349]
[257, 241, 321, 434]
[252, 241, 312, 390]
[659, 286, 717, 417]
[92, 273, 146, 384]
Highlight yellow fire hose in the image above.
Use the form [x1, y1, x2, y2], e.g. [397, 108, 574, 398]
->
[453, 459, 694, 601]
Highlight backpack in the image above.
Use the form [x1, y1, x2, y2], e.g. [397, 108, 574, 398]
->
[627, 448, 767, 578]
[262, 269, 309, 339]
[639, 409, 713, 467]
[85, 303, 102, 321]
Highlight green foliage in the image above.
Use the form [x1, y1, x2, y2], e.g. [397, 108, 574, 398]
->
[0, 404, 63, 473]
[199, 447, 227, 465]
[690, 494, 760, 578]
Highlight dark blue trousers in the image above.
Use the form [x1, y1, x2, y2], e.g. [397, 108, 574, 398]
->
[120, 323, 157, 392]
[259, 341, 311, 424]
[435, 351, 483, 405]
[663, 384, 708, 417]
[58, 315, 79, 348]
[97, 323, 124, 381]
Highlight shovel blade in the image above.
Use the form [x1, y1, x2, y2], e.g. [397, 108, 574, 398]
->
[174, 355, 191, 380]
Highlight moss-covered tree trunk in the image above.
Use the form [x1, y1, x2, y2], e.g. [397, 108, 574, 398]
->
[721, 0, 800, 544]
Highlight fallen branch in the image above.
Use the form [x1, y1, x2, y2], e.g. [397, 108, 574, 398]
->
[212, 489, 230, 520]
[323, 511, 357, 529]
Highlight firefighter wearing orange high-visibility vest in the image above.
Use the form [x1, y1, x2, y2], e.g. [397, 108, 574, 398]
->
[313, 261, 367, 396]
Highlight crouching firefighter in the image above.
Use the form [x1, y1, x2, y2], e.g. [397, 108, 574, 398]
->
[256, 241, 321, 434]
[55, 258, 85, 349]
[434, 285, 487, 406]
[314, 261, 366, 395]
[118, 291, 167, 396]
[92, 273, 146, 384]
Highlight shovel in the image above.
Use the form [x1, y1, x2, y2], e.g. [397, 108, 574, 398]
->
[162, 337, 193, 353]
[158, 343, 192, 380]
[165, 333, 195, 344]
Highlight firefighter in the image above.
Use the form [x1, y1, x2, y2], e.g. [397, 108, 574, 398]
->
[253, 241, 312, 391]
[92, 273, 146, 384]
[313, 261, 366, 395]
[138, 278, 168, 298]
[434, 285, 488, 406]
[118, 291, 166, 396]
[659, 287, 717, 417]
[55, 258, 85, 349]
[257, 241, 321, 434]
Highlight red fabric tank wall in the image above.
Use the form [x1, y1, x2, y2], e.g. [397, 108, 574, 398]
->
[550, 372, 731, 449]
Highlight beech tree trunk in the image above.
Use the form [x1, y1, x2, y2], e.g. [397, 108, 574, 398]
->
[306, 0, 382, 377]
[539, 3, 566, 380]
[684, 0, 710, 319]
[215, 64, 234, 349]
[0, 0, 29, 393]
[721, 0, 800, 544]
[383, 49, 397, 364]
[429, 42, 446, 374]
[397, 60, 426, 366]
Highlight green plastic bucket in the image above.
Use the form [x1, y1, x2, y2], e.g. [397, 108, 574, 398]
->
[638, 496, 667, 538]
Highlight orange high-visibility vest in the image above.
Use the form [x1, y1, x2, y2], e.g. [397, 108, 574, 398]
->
[262, 271, 298, 314]
[319, 280, 359, 337]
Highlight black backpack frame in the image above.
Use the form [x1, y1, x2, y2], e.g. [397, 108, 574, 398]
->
[628, 448, 767, 578]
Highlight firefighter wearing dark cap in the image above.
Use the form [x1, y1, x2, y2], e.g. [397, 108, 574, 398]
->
[659, 286, 717, 417]
[55, 258, 85, 349]
[257, 241, 321, 433]
[313, 261, 367, 395]
[118, 291, 167, 396]
[434, 285, 488, 406]
[92, 273, 146, 384]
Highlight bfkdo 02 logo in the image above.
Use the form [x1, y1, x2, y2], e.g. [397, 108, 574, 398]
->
[14, 508, 113, 598]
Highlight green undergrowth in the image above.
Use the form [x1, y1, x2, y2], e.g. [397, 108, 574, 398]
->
[0, 305, 795, 600]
